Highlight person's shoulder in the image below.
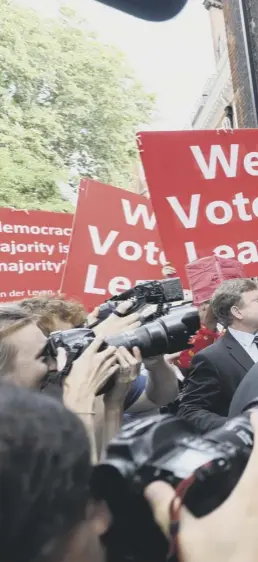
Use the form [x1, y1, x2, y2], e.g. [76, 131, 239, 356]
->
[192, 335, 225, 360]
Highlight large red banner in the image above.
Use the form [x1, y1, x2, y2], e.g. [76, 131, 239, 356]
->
[139, 129, 258, 286]
[61, 179, 165, 308]
[0, 208, 72, 301]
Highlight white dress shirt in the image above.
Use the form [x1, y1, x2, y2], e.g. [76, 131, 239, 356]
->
[228, 327, 258, 363]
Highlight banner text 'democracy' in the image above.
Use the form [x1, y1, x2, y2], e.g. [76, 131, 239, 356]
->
[0, 208, 72, 300]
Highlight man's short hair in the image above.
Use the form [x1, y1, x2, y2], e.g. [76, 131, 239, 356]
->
[19, 295, 86, 335]
[0, 305, 32, 376]
[211, 278, 257, 328]
[0, 384, 91, 562]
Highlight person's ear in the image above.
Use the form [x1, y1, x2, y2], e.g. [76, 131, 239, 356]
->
[86, 499, 112, 535]
[231, 305, 242, 321]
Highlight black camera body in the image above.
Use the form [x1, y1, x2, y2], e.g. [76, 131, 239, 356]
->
[91, 410, 254, 562]
[109, 278, 184, 306]
[97, 278, 184, 322]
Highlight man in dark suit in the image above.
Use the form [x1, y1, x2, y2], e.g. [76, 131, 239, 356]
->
[178, 278, 258, 433]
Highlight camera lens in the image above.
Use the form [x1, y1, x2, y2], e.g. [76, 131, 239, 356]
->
[105, 305, 199, 359]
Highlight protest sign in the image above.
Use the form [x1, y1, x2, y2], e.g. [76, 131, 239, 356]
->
[139, 129, 258, 286]
[0, 208, 72, 301]
[61, 178, 165, 308]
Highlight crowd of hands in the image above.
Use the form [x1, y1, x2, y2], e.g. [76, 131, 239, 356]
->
[58, 299, 258, 562]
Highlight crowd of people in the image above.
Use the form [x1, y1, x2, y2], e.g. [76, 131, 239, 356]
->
[1, 275, 258, 562]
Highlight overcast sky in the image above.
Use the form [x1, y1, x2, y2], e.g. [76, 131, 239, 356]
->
[22, 0, 215, 129]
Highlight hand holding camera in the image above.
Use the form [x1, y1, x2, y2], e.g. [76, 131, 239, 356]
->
[63, 336, 142, 413]
[91, 398, 258, 562]
[161, 262, 177, 278]
[63, 336, 118, 414]
[100, 346, 142, 457]
[145, 411, 258, 562]
[104, 346, 142, 408]
[94, 301, 141, 337]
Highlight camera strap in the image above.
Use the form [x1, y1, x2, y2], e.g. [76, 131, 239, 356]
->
[167, 473, 195, 562]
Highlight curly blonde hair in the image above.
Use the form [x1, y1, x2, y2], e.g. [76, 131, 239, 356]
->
[18, 295, 86, 336]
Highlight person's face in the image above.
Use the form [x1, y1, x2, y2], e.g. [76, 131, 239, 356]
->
[232, 290, 258, 332]
[5, 323, 57, 388]
[198, 301, 210, 324]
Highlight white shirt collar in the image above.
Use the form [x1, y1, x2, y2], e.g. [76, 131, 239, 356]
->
[228, 327, 257, 348]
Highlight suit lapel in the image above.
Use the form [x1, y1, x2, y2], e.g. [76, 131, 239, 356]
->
[223, 331, 254, 372]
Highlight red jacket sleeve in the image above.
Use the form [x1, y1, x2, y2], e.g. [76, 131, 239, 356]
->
[174, 325, 219, 371]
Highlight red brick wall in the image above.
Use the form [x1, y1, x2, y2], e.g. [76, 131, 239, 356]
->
[223, 0, 258, 127]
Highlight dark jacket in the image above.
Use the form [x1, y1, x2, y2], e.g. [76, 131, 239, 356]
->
[229, 361, 258, 417]
[177, 331, 254, 434]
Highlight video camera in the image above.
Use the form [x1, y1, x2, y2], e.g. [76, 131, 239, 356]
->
[91, 407, 255, 562]
[97, 278, 184, 323]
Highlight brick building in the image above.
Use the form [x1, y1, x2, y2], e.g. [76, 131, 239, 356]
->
[223, 0, 258, 127]
[187, 0, 258, 129]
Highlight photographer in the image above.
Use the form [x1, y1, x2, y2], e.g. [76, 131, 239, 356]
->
[3, 299, 176, 461]
[2, 383, 258, 562]
[20, 295, 179, 419]
[0, 304, 57, 388]
[0, 303, 142, 463]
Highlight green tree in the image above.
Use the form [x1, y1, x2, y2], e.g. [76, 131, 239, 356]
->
[0, 0, 155, 211]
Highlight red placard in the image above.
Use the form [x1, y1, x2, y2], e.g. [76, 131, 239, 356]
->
[0, 208, 72, 301]
[139, 129, 258, 286]
[61, 179, 165, 308]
